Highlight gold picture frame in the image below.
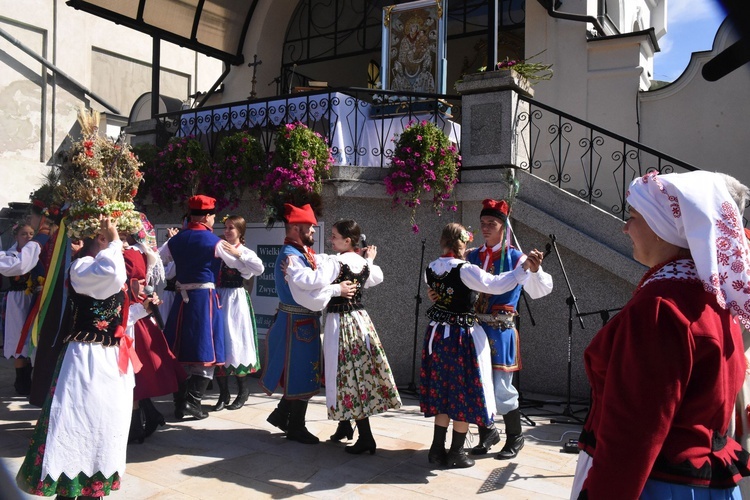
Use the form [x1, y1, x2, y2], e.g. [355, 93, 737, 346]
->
[381, 0, 447, 94]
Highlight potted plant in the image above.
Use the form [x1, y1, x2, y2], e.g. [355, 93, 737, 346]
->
[384, 120, 461, 233]
[455, 51, 552, 96]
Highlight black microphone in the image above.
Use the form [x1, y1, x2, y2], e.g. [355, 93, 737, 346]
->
[143, 285, 165, 330]
[360, 233, 367, 248]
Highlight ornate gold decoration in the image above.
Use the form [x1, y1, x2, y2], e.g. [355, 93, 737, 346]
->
[383, 5, 394, 27]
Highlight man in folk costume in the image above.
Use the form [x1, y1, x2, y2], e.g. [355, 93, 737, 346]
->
[260, 203, 356, 444]
[467, 198, 553, 459]
[160, 194, 247, 420]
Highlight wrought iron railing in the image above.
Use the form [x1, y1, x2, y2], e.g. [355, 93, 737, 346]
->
[514, 94, 698, 220]
[154, 88, 462, 169]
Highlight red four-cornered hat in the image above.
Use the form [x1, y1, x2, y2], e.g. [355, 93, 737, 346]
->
[188, 194, 216, 215]
[284, 203, 318, 225]
[480, 198, 509, 220]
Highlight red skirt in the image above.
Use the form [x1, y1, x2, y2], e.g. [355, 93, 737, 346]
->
[133, 317, 186, 400]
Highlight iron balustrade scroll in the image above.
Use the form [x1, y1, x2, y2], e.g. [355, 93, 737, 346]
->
[154, 88, 462, 169]
[514, 94, 699, 221]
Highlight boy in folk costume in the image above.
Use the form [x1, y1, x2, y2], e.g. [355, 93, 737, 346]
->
[466, 199, 553, 459]
[261, 203, 356, 444]
[17, 108, 143, 498]
[160, 194, 250, 420]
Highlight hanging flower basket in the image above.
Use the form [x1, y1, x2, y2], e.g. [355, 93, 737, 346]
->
[384, 120, 461, 233]
[144, 136, 210, 212]
[260, 121, 334, 223]
[204, 131, 267, 210]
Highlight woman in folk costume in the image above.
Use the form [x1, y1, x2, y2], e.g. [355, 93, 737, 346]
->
[16, 108, 145, 498]
[213, 215, 264, 411]
[0, 222, 42, 395]
[123, 213, 186, 443]
[421, 223, 544, 469]
[286, 219, 401, 455]
[571, 171, 750, 499]
[17, 216, 139, 498]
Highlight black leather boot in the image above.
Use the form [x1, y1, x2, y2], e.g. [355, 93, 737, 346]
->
[329, 420, 354, 442]
[226, 375, 250, 410]
[495, 433, 525, 460]
[495, 409, 525, 460]
[446, 429, 474, 468]
[345, 418, 376, 455]
[427, 424, 448, 466]
[470, 422, 501, 455]
[286, 399, 319, 444]
[128, 407, 145, 444]
[140, 398, 165, 437]
[213, 376, 231, 411]
[173, 378, 188, 419]
[182, 376, 210, 420]
[267, 397, 291, 432]
[14, 363, 32, 396]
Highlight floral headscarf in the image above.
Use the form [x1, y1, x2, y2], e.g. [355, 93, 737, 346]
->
[627, 170, 750, 329]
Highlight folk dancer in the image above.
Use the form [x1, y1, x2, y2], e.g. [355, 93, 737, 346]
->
[160, 195, 249, 420]
[213, 215, 264, 411]
[286, 219, 401, 454]
[422, 223, 545, 469]
[0, 223, 43, 395]
[260, 203, 356, 444]
[16, 216, 138, 498]
[467, 199, 553, 460]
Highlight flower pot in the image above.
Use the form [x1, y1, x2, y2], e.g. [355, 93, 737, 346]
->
[455, 69, 533, 97]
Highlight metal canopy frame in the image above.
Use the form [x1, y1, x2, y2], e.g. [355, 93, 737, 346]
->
[66, 0, 259, 65]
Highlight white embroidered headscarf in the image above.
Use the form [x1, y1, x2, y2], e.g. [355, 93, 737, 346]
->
[627, 170, 750, 329]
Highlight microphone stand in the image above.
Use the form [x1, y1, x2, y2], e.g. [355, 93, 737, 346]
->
[401, 238, 426, 396]
[549, 234, 588, 424]
[523, 234, 588, 425]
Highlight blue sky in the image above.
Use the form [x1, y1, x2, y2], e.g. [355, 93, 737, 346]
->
[652, 0, 728, 81]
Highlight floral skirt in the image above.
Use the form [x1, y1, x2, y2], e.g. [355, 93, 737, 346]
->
[419, 322, 494, 426]
[17, 341, 133, 497]
[325, 310, 401, 421]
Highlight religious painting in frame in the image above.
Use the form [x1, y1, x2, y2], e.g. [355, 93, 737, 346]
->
[381, 0, 447, 94]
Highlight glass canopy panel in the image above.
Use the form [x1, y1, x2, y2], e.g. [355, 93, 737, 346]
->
[142, 0, 199, 39]
[197, 0, 251, 54]
[74, 0, 141, 18]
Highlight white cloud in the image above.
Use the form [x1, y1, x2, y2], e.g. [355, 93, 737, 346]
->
[657, 37, 674, 56]
[669, 0, 725, 25]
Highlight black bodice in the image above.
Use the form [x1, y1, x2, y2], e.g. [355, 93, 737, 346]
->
[63, 288, 126, 347]
[425, 263, 478, 327]
[328, 262, 369, 314]
[218, 262, 244, 288]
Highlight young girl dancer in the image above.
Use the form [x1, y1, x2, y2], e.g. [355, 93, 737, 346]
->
[0, 223, 42, 394]
[214, 215, 264, 411]
[421, 223, 544, 468]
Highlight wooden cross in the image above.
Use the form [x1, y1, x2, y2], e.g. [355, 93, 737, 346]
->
[248, 54, 263, 99]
